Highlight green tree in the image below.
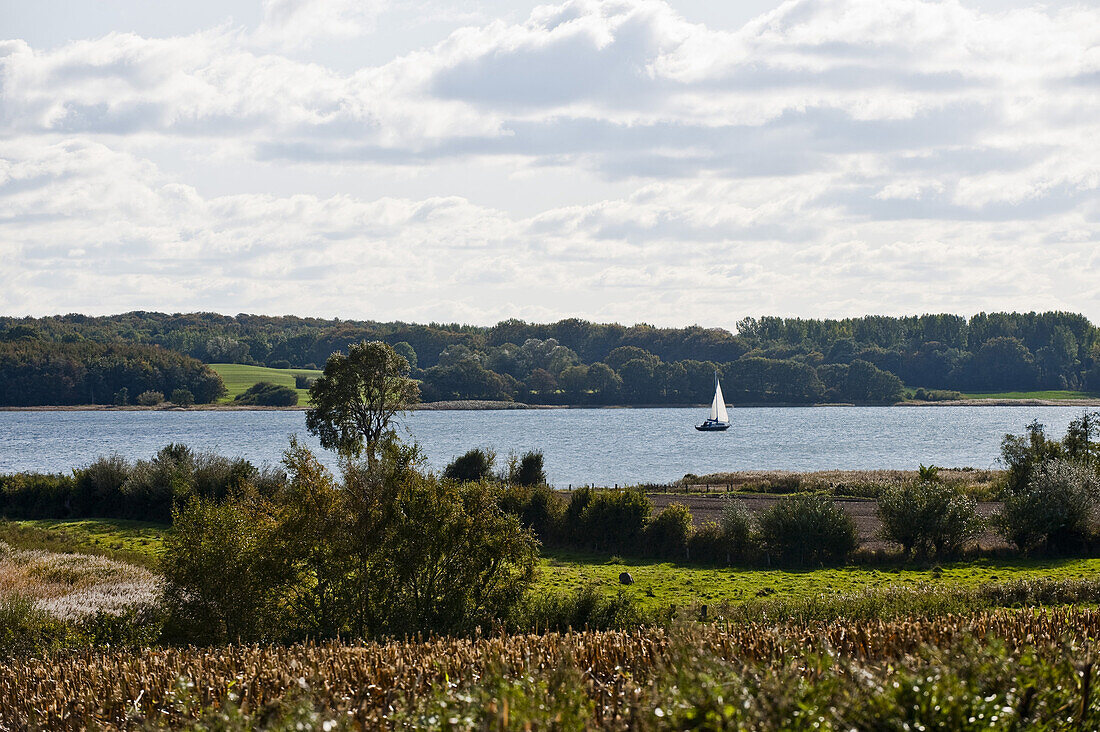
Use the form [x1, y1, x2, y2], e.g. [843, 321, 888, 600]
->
[234, 382, 298, 406]
[757, 493, 857, 565]
[378, 477, 538, 635]
[391, 341, 418, 370]
[136, 390, 164, 406]
[585, 362, 622, 401]
[1063, 411, 1100, 467]
[509, 450, 546, 486]
[995, 460, 1098, 553]
[162, 493, 288, 643]
[877, 480, 983, 558]
[306, 341, 420, 456]
[444, 448, 497, 483]
[1001, 420, 1063, 492]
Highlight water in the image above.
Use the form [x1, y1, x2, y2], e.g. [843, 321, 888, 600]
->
[0, 406, 1087, 486]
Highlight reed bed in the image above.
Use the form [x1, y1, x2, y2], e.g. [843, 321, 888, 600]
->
[3, 606, 1099, 729]
[0, 542, 159, 620]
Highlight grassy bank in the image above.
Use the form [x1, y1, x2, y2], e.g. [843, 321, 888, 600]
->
[208, 363, 321, 403]
[961, 389, 1100, 401]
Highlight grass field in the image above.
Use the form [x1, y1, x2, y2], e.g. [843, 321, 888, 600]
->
[961, 389, 1100, 401]
[0, 519, 166, 568]
[209, 363, 322, 403]
[539, 549, 1100, 609]
[11, 518, 1100, 613]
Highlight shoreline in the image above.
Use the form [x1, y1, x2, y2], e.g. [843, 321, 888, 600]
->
[3, 397, 1100, 412]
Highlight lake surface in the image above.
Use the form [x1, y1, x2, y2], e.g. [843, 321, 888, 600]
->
[0, 406, 1089, 486]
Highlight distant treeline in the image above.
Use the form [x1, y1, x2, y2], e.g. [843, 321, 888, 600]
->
[2, 310, 1098, 405]
[0, 340, 225, 407]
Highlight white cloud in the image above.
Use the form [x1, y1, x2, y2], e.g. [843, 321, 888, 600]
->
[254, 0, 390, 49]
[1, 0, 1098, 322]
[2, 137, 1097, 325]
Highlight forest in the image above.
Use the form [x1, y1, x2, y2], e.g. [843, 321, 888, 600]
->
[1, 311, 1097, 406]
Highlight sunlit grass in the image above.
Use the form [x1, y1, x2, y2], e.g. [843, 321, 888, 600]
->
[209, 363, 322, 403]
[962, 390, 1099, 400]
[537, 549, 1100, 610]
[0, 519, 166, 568]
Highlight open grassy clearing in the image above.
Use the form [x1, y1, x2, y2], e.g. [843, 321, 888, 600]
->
[9, 518, 1100, 614]
[208, 363, 321, 403]
[539, 549, 1100, 610]
[961, 389, 1100, 400]
[0, 519, 166, 568]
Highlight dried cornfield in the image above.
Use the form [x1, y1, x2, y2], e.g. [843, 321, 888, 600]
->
[3, 606, 1100, 729]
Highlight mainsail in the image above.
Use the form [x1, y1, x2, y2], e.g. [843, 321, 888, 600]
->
[709, 373, 729, 423]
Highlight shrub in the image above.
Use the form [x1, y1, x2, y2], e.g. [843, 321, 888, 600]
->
[170, 388, 195, 407]
[162, 494, 288, 644]
[687, 521, 728, 564]
[877, 480, 983, 559]
[644, 503, 693, 559]
[112, 387, 129, 406]
[268, 359, 292, 369]
[995, 459, 1097, 553]
[135, 390, 164, 406]
[234, 382, 298, 406]
[720, 497, 753, 553]
[757, 493, 857, 565]
[510, 451, 547, 486]
[500, 483, 566, 543]
[443, 448, 495, 483]
[293, 374, 316, 389]
[686, 498, 756, 564]
[575, 489, 651, 553]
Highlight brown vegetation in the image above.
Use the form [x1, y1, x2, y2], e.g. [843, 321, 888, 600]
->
[2, 607, 1098, 728]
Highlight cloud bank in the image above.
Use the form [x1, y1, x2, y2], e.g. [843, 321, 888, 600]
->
[1, 0, 1098, 324]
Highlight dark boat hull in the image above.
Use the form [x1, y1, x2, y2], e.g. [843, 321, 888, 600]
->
[695, 421, 730, 431]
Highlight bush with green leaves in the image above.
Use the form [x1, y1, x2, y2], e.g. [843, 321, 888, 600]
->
[443, 448, 496, 483]
[877, 479, 983, 559]
[135, 390, 164, 406]
[170, 388, 194, 406]
[233, 381, 298, 406]
[643, 503, 692, 559]
[995, 459, 1098, 553]
[162, 492, 288, 644]
[499, 482, 566, 543]
[757, 493, 857, 565]
[509, 450, 547, 486]
[688, 497, 755, 564]
[162, 437, 539, 642]
[572, 488, 651, 553]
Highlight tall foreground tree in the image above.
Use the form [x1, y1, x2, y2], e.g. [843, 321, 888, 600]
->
[306, 341, 419, 456]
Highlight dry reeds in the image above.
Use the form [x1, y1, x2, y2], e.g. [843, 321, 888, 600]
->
[0, 541, 159, 621]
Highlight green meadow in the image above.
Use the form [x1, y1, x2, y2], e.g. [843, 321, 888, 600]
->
[961, 390, 1099, 401]
[539, 549, 1100, 610]
[0, 518, 166, 568]
[9, 518, 1100, 610]
[208, 363, 322, 403]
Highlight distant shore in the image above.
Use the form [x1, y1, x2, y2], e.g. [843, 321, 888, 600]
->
[3, 397, 1099, 412]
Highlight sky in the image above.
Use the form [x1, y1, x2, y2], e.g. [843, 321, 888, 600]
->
[1, 0, 1098, 329]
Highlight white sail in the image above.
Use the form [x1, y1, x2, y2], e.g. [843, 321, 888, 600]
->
[713, 375, 729, 423]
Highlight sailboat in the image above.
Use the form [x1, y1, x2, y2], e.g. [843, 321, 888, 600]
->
[696, 371, 731, 431]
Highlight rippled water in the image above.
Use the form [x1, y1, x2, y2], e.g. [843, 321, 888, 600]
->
[0, 406, 1087, 486]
